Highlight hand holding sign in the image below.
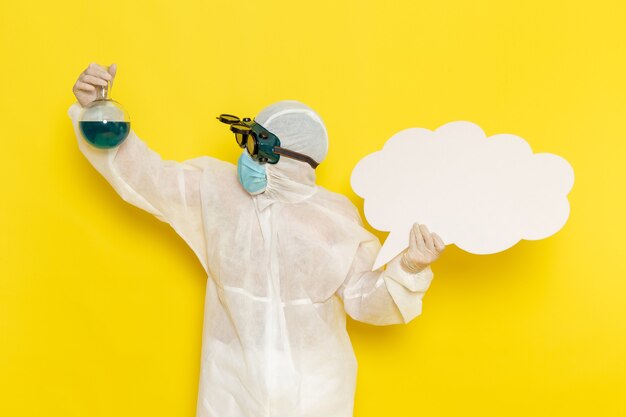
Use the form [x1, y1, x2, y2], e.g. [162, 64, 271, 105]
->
[400, 223, 446, 273]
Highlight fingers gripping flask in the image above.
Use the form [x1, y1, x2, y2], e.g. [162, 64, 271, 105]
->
[78, 79, 131, 149]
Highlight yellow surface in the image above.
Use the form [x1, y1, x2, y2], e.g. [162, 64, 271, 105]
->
[1, 1, 624, 416]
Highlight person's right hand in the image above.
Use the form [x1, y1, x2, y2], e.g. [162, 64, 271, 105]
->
[72, 63, 117, 107]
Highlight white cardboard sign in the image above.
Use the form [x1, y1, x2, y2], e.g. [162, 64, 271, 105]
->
[350, 121, 575, 270]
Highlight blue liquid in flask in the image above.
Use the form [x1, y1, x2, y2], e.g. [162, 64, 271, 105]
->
[79, 120, 130, 149]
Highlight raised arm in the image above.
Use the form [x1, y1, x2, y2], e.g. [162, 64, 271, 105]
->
[337, 223, 444, 325]
[69, 63, 208, 270]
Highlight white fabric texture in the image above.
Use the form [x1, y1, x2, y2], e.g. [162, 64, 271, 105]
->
[68, 100, 435, 417]
[255, 99, 329, 164]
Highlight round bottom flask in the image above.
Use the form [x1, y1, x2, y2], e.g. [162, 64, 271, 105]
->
[78, 78, 130, 149]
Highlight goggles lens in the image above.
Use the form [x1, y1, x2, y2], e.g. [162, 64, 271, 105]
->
[230, 123, 251, 147]
[217, 114, 240, 124]
[246, 135, 257, 156]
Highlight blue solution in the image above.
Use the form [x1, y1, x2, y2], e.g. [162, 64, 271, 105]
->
[79, 121, 130, 149]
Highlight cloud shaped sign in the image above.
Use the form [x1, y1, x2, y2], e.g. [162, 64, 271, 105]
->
[351, 121, 575, 270]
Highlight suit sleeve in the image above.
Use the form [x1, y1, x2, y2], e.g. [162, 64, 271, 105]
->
[336, 217, 434, 325]
[68, 101, 208, 270]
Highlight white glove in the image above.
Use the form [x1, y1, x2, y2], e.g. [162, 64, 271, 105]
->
[72, 62, 116, 107]
[400, 223, 445, 273]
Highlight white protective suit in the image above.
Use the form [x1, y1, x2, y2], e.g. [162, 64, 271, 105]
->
[68, 99, 435, 417]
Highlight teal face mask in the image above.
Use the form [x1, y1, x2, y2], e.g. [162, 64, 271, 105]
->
[237, 151, 267, 195]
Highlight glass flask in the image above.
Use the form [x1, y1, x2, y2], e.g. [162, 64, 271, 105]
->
[78, 79, 131, 149]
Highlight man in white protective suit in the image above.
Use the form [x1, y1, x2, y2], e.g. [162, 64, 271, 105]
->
[69, 63, 446, 417]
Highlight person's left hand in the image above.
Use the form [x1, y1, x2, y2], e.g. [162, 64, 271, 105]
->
[400, 223, 445, 273]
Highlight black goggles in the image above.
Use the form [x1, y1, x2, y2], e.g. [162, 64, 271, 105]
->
[217, 114, 320, 169]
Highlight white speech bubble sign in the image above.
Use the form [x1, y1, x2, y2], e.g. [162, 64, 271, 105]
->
[351, 121, 575, 270]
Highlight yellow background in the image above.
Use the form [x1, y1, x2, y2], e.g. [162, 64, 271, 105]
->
[1, 0, 625, 415]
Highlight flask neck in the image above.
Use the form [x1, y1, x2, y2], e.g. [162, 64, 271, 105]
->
[96, 80, 111, 100]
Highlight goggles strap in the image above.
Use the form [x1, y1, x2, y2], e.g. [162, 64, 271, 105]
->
[273, 147, 320, 169]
